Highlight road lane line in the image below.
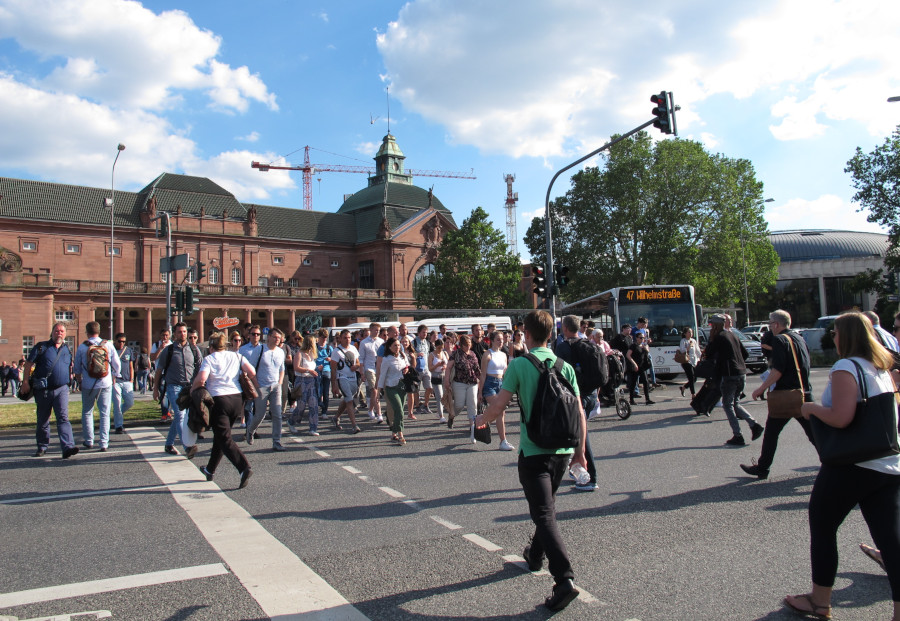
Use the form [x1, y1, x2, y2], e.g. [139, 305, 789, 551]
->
[430, 516, 462, 530]
[1, 484, 170, 505]
[378, 486, 405, 498]
[342, 465, 362, 474]
[315, 450, 331, 457]
[463, 534, 503, 552]
[0, 564, 228, 608]
[129, 427, 368, 621]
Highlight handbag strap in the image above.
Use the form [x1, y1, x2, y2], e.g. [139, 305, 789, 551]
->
[784, 334, 805, 395]
[847, 358, 870, 402]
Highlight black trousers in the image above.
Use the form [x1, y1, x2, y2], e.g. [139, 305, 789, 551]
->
[680, 363, 696, 395]
[518, 452, 574, 582]
[626, 369, 650, 402]
[757, 415, 814, 470]
[809, 464, 900, 600]
[207, 393, 250, 475]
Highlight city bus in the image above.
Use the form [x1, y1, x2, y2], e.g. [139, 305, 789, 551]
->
[328, 316, 513, 339]
[562, 285, 702, 379]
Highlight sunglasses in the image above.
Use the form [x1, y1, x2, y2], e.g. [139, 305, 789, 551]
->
[232, 339, 242, 343]
[250, 332, 261, 336]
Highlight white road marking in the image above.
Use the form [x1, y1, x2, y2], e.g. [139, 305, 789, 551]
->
[502, 554, 549, 576]
[342, 465, 362, 474]
[378, 486, 405, 498]
[463, 534, 503, 552]
[129, 427, 368, 620]
[315, 450, 331, 457]
[1, 484, 169, 505]
[358, 475, 370, 482]
[18, 610, 112, 620]
[430, 516, 462, 530]
[0, 564, 228, 608]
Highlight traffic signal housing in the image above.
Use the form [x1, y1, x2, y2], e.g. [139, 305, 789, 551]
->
[173, 289, 184, 314]
[185, 287, 196, 315]
[533, 265, 548, 298]
[651, 91, 671, 134]
[195, 261, 206, 282]
[555, 265, 570, 290]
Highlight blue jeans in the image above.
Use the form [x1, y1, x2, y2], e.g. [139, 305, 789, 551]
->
[318, 374, 331, 415]
[720, 374, 758, 436]
[35, 385, 75, 452]
[112, 381, 134, 429]
[137, 369, 150, 394]
[81, 384, 112, 448]
[165, 382, 190, 447]
[292, 376, 319, 433]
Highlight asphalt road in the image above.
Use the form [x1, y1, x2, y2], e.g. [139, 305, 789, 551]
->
[1, 369, 896, 621]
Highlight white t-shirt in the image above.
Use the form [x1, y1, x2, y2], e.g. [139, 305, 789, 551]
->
[199, 351, 247, 397]
[330, 344, 359, 381]
[359, 336, 382, 371]
[821, 357, 900, 474]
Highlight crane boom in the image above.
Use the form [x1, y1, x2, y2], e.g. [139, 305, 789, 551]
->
[251, 145, 475, 210]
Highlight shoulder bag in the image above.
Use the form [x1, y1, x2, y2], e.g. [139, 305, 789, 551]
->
[767, 335, 805, 419]
[810, 359, 900, 465]
[674, 348, 688, 365]
[238, 352, 259, 402]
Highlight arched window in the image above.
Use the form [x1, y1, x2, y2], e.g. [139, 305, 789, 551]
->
[208, 266, 220, 285]
[414, 263, 435, 282]
[231, 267, 242, 285]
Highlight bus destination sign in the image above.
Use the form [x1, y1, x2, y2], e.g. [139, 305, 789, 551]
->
[622, 286, 691, 303]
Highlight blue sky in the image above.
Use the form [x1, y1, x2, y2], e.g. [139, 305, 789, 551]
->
[1, 0, 898, 260]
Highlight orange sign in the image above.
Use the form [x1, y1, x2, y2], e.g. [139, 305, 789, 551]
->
[213, 316, 240, 330]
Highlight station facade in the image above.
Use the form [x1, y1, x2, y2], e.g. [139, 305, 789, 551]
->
[0, 134, 456, 360]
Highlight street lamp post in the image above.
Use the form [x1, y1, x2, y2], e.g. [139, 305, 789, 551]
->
[108, 143, 125, 341]
[741, 198, 773, 327]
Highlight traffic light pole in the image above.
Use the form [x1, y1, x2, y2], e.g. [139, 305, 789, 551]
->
[543, 118, 656, 344]
[150, 212, 173, 333]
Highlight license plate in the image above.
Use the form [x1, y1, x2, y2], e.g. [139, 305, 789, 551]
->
[656, 367, 670, 374]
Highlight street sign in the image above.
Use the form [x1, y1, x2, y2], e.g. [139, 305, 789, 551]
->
[213, 316, 240, 330]
[159, 253, 190, 273]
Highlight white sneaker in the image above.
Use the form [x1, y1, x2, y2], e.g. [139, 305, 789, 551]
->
[309, 431, 320, 436]
[498, 439, 515, 451]
[587, 410, 602, 422]
[368, 411, 376, 420]
[376, 415, 384, 423]
[438, 416, 447, 423]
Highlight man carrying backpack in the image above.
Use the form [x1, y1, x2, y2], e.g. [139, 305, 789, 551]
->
[73, 321, 120, 452]
[554, 315, 603, 491]
[475, 310, 586, 612]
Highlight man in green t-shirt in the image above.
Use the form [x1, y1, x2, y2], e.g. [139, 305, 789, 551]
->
[475, 310, 586, 612]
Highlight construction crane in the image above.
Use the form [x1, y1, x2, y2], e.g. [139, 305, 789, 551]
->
[251, 145, 476, 210]
[504, 173, 518, 255]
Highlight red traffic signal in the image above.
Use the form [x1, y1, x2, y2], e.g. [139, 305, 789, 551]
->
[650, 91, 672, 135]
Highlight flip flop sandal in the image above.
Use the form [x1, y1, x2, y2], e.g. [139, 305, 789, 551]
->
[860, 543, 886, 571]
[783, 594, 831, 620]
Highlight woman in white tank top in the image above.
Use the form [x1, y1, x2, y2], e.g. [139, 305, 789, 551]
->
[478, 331, 514, 452]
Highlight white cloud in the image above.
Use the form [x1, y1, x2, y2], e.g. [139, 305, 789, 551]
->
[237, 131, 260, 143]
[520, 207, 545, 222]
[354, 141, 380, 157]
[317, 10, 329, 23]
[698, 132, 719, 150]
[186, 150, 297, 202]
[765, 195, 886, 233]
[0, 0, 277, 113]
[375, 0, 900, 158]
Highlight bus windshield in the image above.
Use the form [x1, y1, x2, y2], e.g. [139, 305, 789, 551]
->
[618, 302, 697, 346]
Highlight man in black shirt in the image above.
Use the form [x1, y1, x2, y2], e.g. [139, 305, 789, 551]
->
[742, 309, 814, 479]
[704, 315, 764, 446]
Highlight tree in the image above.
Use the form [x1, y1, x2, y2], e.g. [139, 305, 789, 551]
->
[414, 206, 528, 309]
[524, 131, 779, 309]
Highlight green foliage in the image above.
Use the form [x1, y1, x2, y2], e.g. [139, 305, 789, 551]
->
[414, 206, 528, 309]
[846, 126, 900, 272]
[523, 132, 780, 307]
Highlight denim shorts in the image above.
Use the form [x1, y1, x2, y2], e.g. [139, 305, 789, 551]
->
[482, 375, 502, 397]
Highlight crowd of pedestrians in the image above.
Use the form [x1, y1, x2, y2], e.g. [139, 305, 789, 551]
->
[16, 306, 900, 617]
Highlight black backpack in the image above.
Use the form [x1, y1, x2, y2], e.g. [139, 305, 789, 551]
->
[568, 338, 608, 393]
[522, 353, 582, 449]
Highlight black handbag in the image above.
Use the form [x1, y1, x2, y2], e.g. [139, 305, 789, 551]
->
[694, 359, 714, 380]
[810, 359, 900, 465]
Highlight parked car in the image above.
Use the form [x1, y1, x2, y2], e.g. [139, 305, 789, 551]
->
[740, 323, 770, 341]
[698, 327, 768, 374]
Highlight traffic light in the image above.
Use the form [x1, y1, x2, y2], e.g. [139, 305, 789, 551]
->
[184, 287, 196, 315]
[195, 261, 206, 282]
[533, 265, 548, 298]
[555, 265, 570, 289]
[651, 91, 672, 135]
[156, 217, 168, 239]
[173, 289, 184, 313]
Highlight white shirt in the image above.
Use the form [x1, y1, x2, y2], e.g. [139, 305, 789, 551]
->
[75, 336, 121, 390]
[821, 357, 900, 474]
[256, 346, 285, 387]
[199, 351, 247, 397]
[377, 354, 408, 389]
[358, 336, 382, 371]
[875, 325, 900, 353]
[331, 344, 359, 381]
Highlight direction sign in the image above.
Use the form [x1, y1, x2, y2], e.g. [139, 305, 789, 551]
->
[159, 253, 190, 273]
